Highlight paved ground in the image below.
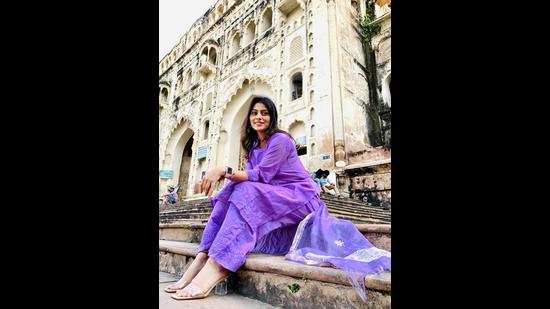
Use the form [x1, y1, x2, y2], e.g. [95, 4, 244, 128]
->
[159, 272, 279, 308]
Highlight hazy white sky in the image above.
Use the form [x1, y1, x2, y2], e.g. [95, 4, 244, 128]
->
[159, 0, 217, 61]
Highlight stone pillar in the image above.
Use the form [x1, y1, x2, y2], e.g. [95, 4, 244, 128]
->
[334, 139, 347, 191]
[334, 139, 346, 165]
[327, 0, 346, 168]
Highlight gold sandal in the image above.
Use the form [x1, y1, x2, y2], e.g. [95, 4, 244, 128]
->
[171, 276, 229, 300]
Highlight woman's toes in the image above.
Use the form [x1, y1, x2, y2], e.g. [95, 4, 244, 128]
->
[177, 285, 193, 297]
[175, 289, 185, 297]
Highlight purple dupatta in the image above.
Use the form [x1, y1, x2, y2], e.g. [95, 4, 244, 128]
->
[285, 202, 391, 301]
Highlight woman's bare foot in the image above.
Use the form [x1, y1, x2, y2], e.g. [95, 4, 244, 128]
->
[174, 257, 229, 298]
[164, 252, 209, 292]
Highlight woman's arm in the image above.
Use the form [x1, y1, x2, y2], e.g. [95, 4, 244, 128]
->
[201, 134, 292, 196]
[226, 170, 249, 183]
[200, 166, 250, 198]
[200, 166, 225, 198]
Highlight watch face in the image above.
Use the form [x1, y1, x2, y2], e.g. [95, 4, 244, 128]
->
[227, 167, 233, 175]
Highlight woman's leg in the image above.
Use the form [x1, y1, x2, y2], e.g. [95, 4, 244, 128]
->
[167, 201, 231, 292]
[174, 257, 229, 298]
[175, 205, 251, 297]
[164, 252, 209, 291]
[198, 200, 230, 253]
[207, 205, 256, 271]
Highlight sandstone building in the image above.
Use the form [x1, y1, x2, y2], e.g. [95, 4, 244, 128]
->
[159, 0, 391, 206]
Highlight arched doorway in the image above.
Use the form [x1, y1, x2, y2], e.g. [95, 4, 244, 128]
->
[177, 137, 193, 201]
[161, 120, 194, 199]
[289, 120, 308, 167]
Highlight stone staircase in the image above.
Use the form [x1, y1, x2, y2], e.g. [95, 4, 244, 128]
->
[159, 194, 391, 308]
[322, 194, 391, 224]
[159, 193, 391, 225]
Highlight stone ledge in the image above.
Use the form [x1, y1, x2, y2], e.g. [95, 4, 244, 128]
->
[331, 213, 390, 222]
[159, 218, 208, 224]
[344, 158, 391, 170]
[159, 222, 391, 234]
[235, 270, 390, 309]
[159, 240, 391, 292]
[355, 224, 391, 234]
[159, 222, 207, 229]
[326, 208, 391, 220]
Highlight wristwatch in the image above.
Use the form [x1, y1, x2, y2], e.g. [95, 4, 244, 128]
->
[224, 166, 234, 179]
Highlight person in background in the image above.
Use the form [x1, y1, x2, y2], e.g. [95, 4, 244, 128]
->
[161, 185, 178, 205]
[311, 169, 324, 192]
[319, 170, 342, 198]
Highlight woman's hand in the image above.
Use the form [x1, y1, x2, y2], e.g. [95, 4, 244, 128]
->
[200, 166, 226, 198]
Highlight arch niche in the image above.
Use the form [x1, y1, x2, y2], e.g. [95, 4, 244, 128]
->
[218, 79, 275, 170]
[162, 120, 194, 199]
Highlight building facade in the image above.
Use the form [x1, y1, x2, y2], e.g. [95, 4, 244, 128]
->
[159, 0, 391, 206]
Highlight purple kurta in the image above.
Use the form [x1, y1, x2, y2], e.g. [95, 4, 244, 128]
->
[198, 133, 320, 271]
[214, 132, 319, 228]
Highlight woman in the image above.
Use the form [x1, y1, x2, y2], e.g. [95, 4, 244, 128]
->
[165, 97, 390, 301]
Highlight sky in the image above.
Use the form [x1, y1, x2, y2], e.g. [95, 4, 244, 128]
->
[159, 0, 217, 61]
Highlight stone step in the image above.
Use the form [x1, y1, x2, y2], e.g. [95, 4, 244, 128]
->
[326, 206, 391, 217]
[163, 204, 390, 218]
[159, 196, 391, 225]
[326, 206, 390, 217]
[160, 215, 388, 227]
[160, 205, 212, 212]
[159, 217, 208, 225]
[159, 211, 388, 225]
[161, 194, 390, 212]
[158, 195, 392, 226]
[327, 207, 391, 221]
[159, 271, 278, 308]
[166, 201, 389, 215]
[158, 214, 208, 221]
[328, 213, 389, 225]
[159, 200, 211, 212]
[165, 194, 377, 208]
[159, 222, 391, 252]
[161, 196, 390, 215]
[159, 240, 390, 309]
[321, 195, 390, 207]
[320, 194, 382, 208]
[160, 204, 390, 219]
[160, 210, 212, 217]
[323, 200, 391, 214]
[331, 214, 390, 224]
[160, 212, 211, 220]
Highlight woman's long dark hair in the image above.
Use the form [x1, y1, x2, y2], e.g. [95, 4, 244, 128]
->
[240, 96, 295, 159]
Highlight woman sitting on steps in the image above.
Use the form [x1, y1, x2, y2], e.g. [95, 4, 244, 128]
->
[164, 97, 390, 301]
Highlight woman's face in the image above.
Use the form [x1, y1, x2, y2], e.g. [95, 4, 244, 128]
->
[249, 102, 271, 133]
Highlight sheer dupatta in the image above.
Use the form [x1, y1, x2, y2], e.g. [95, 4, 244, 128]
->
[285, 202, 391, 301]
